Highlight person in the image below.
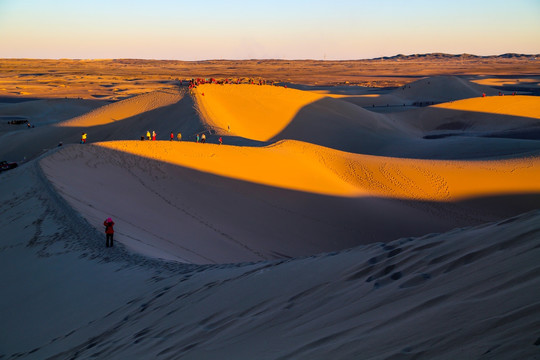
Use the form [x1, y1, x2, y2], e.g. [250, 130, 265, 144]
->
[104, 217, 115, 247]
[177, 132, 182, 141]
[146, 130, 151, 140]
[152, 131, 156, 141]
[219, 136, 223, 145]
[201, 133, 206, 143]
[170, 131, 174, 141]
[196, 134, 200, 143]
[81, 132, 87, 144]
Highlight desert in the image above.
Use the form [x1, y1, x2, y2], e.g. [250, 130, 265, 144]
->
[1, 55, 540, 359]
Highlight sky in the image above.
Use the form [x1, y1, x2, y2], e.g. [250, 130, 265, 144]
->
[0, 0, 539, 60]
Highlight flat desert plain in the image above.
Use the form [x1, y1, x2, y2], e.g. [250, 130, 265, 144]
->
[1, 57, 540, 359]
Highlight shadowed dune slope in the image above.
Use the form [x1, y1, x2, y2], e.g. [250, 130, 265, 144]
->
[392, 95, 540, 134]
[2, 160, 540, 359]
[40, 141, 540, 264]
[194, 83, 540, 158]
[433, 95, 540, 119]
[391, 75, 501, 102]
[194, 83, 402, 140]
[0, 88, 205, 161]
[194, 83, 411, 154]
[340, 76, 501, 108]
[57, 89, 183, 127]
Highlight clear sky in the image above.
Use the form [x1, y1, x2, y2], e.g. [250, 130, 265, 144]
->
[0, 0, 539, 60]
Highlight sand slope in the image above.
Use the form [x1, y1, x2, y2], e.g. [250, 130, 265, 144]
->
[58, 89, 183, 127]
[339, 76, 501, 108]
[39, 140, 540, 264]
[1, 163, 539, 359]
[194, 83, 408, 154]
[2, 72, 540, 359]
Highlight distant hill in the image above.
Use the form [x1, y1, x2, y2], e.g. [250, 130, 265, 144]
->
[373, 53, 539, 60]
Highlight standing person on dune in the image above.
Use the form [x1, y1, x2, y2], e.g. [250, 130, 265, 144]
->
[152, 131, 156, 141]
[146, 130, 151, 140]
[104, 217, 115, 248]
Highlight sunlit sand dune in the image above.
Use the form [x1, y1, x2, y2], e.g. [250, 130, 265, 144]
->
[393, 75, 500, 102]
[3, 62, 540, 360]
[40, 140, 540, 264]
[58, 89, 182, 127]
[433, 95, 540, 119]
[97, 140, 540, 201]
[194, 83, 406, 153]
[341, 76, 500, 108]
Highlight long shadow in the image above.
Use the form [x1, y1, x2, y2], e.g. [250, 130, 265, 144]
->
[267, 97, 540, 159]
[44, 144, 540, 264]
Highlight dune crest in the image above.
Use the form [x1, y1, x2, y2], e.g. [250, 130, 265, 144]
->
[96, 140, 540, 201]
[194, 84, 328, 140]
[57, 89, 183, 127]
[433, 95, 540, 119]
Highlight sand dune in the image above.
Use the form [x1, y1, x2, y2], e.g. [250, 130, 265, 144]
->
[194, 83, 408, 154]
[340, 76, 501, 108]
[392, 75, 500, 102]
[39, 140, 540, 264]
[58, 89, 182, 127]
[1, 162, 539, 359]
[2, 69, 540, 359]
[433, 94, 540, 119]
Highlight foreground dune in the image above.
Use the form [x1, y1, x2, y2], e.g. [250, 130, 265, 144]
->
[1, 163, 539, 359]
[2, 71, 540, 359]
[39, 140, 540, 264]
[96, 140, 540, 201]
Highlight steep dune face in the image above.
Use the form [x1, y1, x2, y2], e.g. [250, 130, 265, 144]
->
[58, 89, 183, 127]
[40, 140, 540, 264]
[391, 75, 500, 102]
[194, 83, 405, 153]
[433, 95, 540, 119]
[3, 161, 540, 360]
[338, 76, 501, 108]
[194, 84, 326, 141]
[393, 95, 540, 134]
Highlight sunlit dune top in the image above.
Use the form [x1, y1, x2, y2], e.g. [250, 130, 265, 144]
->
[433, 95, 540, 119]
[57, 90, 182, 127]
[194, 84, 329, 141]
[95, 140, 540, 201]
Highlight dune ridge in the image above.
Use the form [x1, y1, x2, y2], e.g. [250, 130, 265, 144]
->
[58, 89, 183, 127]
[96, 140, 540, 201]
[2, 71, 540, 359]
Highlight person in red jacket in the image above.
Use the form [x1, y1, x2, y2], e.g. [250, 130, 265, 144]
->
[104, 217, 115, 247]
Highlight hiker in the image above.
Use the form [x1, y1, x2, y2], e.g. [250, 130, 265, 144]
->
[152, 131, 156, 141]
[196, 134, 200, 143]
[177, 132, 182, 141]
[170, 132, 174, 141]
[201, 133, 206, 143]
[81, 132, 87, 144]
[104, 217, 115, 247]
[146, 130, 151, 140]
[219, 136, 223, 145]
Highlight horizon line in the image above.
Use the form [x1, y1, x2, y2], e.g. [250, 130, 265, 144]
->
[1, 52, 539, 62]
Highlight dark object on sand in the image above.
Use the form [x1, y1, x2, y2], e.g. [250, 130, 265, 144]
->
[0, 160, 18, 172]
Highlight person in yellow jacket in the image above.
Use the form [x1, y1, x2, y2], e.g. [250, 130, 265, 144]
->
[81, 132, 87, 144]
